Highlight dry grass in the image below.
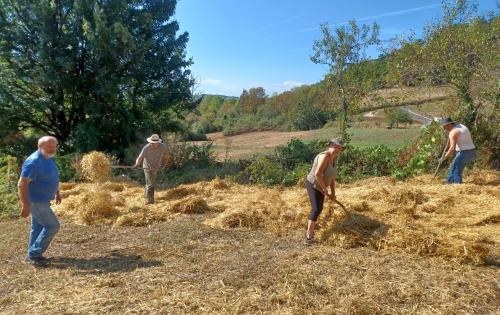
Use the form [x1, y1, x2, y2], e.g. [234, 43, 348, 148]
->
[80, 151, 111, 183]
[53, 170, 500, 267]
[1, 214, 499, 314]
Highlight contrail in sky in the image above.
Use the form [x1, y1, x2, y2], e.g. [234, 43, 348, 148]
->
[261, 3, 441, 39]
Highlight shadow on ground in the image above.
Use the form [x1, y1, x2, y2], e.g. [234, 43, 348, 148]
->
[49, 252, 162, 274]
[320, 211, 390, 246]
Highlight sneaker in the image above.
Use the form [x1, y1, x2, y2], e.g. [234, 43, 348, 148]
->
[25, 256, 48, 267]
[305, 234, 319, 246]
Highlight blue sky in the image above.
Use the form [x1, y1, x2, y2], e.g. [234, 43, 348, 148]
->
[175, 0, 497, 96]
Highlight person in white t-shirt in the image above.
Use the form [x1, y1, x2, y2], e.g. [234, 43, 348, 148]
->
[439, 118, 476, 184]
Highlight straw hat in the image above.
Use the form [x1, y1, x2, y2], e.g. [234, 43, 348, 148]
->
[147, 134, 162, 143]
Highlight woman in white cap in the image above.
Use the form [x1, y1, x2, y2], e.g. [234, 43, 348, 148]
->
[135, 134, 171, 204]
[305, 138, 345, 245]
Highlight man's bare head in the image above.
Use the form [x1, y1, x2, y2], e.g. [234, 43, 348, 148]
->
[38, 136, 58, 157]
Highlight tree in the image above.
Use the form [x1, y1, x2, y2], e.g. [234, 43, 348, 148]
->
[0, 0, 194, 154]
[385, 108, 412, 128]
[240, 87, 266, 114]
[387, 0, 499, 128]
[311, 20, 380, 142]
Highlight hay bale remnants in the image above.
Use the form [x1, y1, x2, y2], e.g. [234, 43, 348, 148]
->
[54, 170, 500, 265]
[211, 177, 229, 190]
[171, 197, 211, 214]
[80, 151, 111, 183]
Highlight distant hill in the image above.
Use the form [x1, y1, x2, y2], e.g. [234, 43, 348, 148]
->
[200, 94, 238, 100]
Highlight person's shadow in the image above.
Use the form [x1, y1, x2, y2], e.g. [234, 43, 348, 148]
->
[48, 252, 162, 275]
[320, 211, 389, 246]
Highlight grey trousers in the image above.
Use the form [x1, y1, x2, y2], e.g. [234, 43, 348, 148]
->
[144, 170, 158, 203]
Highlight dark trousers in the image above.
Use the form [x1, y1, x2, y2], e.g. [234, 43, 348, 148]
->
[306, 181, 325, 221]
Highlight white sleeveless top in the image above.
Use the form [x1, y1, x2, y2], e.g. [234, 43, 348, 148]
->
[453, 124, 475, 151]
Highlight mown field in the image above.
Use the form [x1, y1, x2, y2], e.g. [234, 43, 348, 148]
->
[1, 171, 499, 314]
[203, 126, 420, 160]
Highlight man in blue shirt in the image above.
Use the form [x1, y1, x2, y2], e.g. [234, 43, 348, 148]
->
[18, 136, 61, 267]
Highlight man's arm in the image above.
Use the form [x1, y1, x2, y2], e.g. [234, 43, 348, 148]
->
[135, 147, 145, 168]
[443, 130, 459, 160]
[17, 177, 32, 218]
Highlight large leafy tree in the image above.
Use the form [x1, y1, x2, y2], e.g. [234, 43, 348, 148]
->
[311, 20, 380, 142]
[239, 87, 266, 114]
[387, 0, 499, 127]
[0, 0, 194, 154]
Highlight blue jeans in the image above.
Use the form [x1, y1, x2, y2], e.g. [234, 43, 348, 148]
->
[28, 201, 60, 258]
[447, 150, 476, 184]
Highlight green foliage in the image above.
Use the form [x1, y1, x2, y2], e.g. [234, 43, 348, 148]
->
[0, 0, 194, 154]
[190, 143, 216, 166]
[240, 87, 266, 114]
[159, 162, 241, 188]
[311, 20, 380, 142]
[0, 134, 39, 161]
[385, 108, 413, 128]
[386, 1, 499, 127]
[246, 138, 398, 186]
[274, 138, 316, 169]
[247, 157, 288, 186]
[0, 156, 19, 219]
[55, 154, 81, 182]
[392, 122, 445, 180]
[289, 105, 329, 131]
[282, 163, 310, 186]
[337, 145, 397, 182]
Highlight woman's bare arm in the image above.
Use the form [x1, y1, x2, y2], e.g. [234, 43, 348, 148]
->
[314, 154, 330, 195]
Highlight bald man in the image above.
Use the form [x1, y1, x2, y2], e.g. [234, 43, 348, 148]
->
[18, 136, 61, 267]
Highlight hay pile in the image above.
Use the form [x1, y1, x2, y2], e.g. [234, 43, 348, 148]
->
[80, 151, 111, 183]
[55, 171, 499, 265]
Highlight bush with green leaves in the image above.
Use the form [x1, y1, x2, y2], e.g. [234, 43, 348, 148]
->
[0, 156, 19, 219]
[247, 157, 288, 186]
[246, 138, 398, 186]
[392, 122, 446, 180]
[289, 105, 330, 131]
[337, 145, 397, 182]
[55, 154, 82, 182]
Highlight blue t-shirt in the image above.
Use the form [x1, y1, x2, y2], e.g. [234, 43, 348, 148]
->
[21, 151, 59, 203]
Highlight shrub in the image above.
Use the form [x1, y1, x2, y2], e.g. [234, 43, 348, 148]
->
[246, 138, 399, 186]
[337, 145, 397, 182]
[247, 157, 287, 186]
[55, 153, 81, 182]
[274, 138, 315, 169]
[392, 122, 446, 180]
[0, 156, 19, 219]
[289, 105, 329, 131]
[283, 163, 310, 186]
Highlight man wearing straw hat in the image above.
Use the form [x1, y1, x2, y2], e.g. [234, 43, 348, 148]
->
[135, 134, 171, 204]
[18, 136, 61, 267]
[439, 118, 476, 184]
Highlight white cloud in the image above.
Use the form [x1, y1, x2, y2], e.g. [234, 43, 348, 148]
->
[201, 78, 222, 85]
[283, 80, 305, 87]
